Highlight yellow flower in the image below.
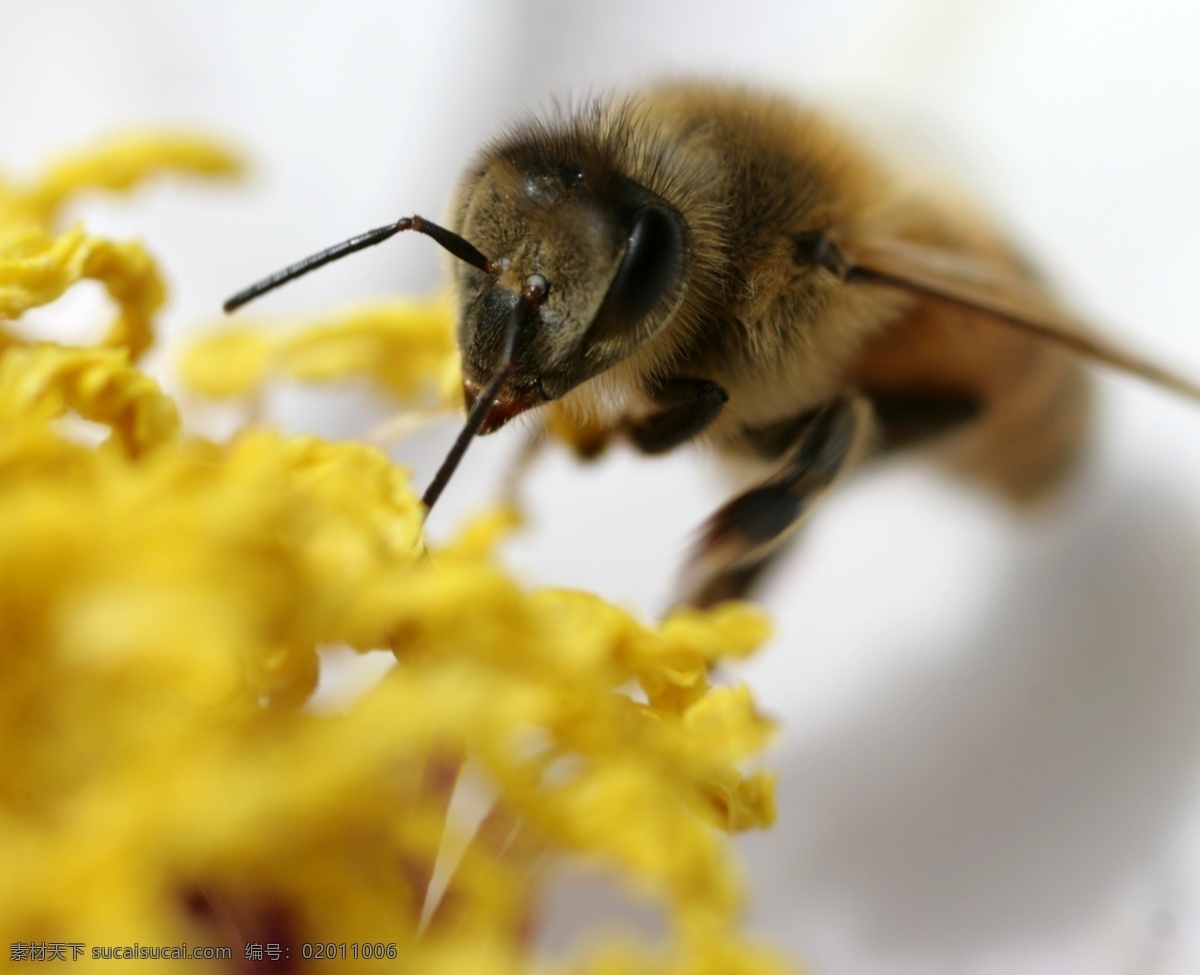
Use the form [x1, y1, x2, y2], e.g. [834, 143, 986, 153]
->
[0, 133, 240, 359]
[182, 300, 461, 407]
[1, 136, 795, 974]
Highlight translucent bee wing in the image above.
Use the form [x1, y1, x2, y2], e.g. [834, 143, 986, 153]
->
[824, 235, 1200, 402]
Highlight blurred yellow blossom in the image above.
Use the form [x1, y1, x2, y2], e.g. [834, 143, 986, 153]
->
[182, 300, 462, 407]
[1, 136, 794, 974]
[0, 133, 241, 359]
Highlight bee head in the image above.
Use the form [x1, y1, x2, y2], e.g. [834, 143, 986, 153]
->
[451, 143, 690, 431]
[220, 115, 691, 513]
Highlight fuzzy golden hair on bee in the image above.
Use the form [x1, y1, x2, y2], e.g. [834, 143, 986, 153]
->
[224, 80, 1200, 605]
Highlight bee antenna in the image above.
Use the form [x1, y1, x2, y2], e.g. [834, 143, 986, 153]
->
[223, 215, 501, 313]
[421, 275, 548, 515]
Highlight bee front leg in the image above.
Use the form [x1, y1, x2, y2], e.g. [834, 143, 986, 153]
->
[519, 376, 727, 502]
[536, 376, 727, 480]
[678, 395, 872, 608]
[626, 377, 728, 454]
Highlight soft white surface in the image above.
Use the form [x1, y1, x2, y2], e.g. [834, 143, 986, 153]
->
[4, 2, 1200, 971]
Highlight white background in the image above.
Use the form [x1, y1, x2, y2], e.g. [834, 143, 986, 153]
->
[3, 2, 1200, 972]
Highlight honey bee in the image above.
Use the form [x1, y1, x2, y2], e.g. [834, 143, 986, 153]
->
[226, 81, 1200, 606]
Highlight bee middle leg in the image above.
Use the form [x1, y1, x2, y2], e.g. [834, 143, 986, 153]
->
[678, 395, 872, 608]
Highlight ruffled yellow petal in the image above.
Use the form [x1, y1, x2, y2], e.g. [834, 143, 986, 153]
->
[0, 225, 164, 357]
[175, 325, 273, 397]
[9, 131, 242, 226]
[183, 299, 460, 407]
[0, 344, 179, 457]
[0, 133, 240, 359]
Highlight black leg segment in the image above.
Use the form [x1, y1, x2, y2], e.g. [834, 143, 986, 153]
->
[677, 395, 870, 607]
[628, 377, 728, 455]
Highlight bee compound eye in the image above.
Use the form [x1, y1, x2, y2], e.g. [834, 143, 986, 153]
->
[587, 204, 686, 344]
[613, 206, 683, 321]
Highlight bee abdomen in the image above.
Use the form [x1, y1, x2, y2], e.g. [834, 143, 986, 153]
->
[959, 354, 1094, 503]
